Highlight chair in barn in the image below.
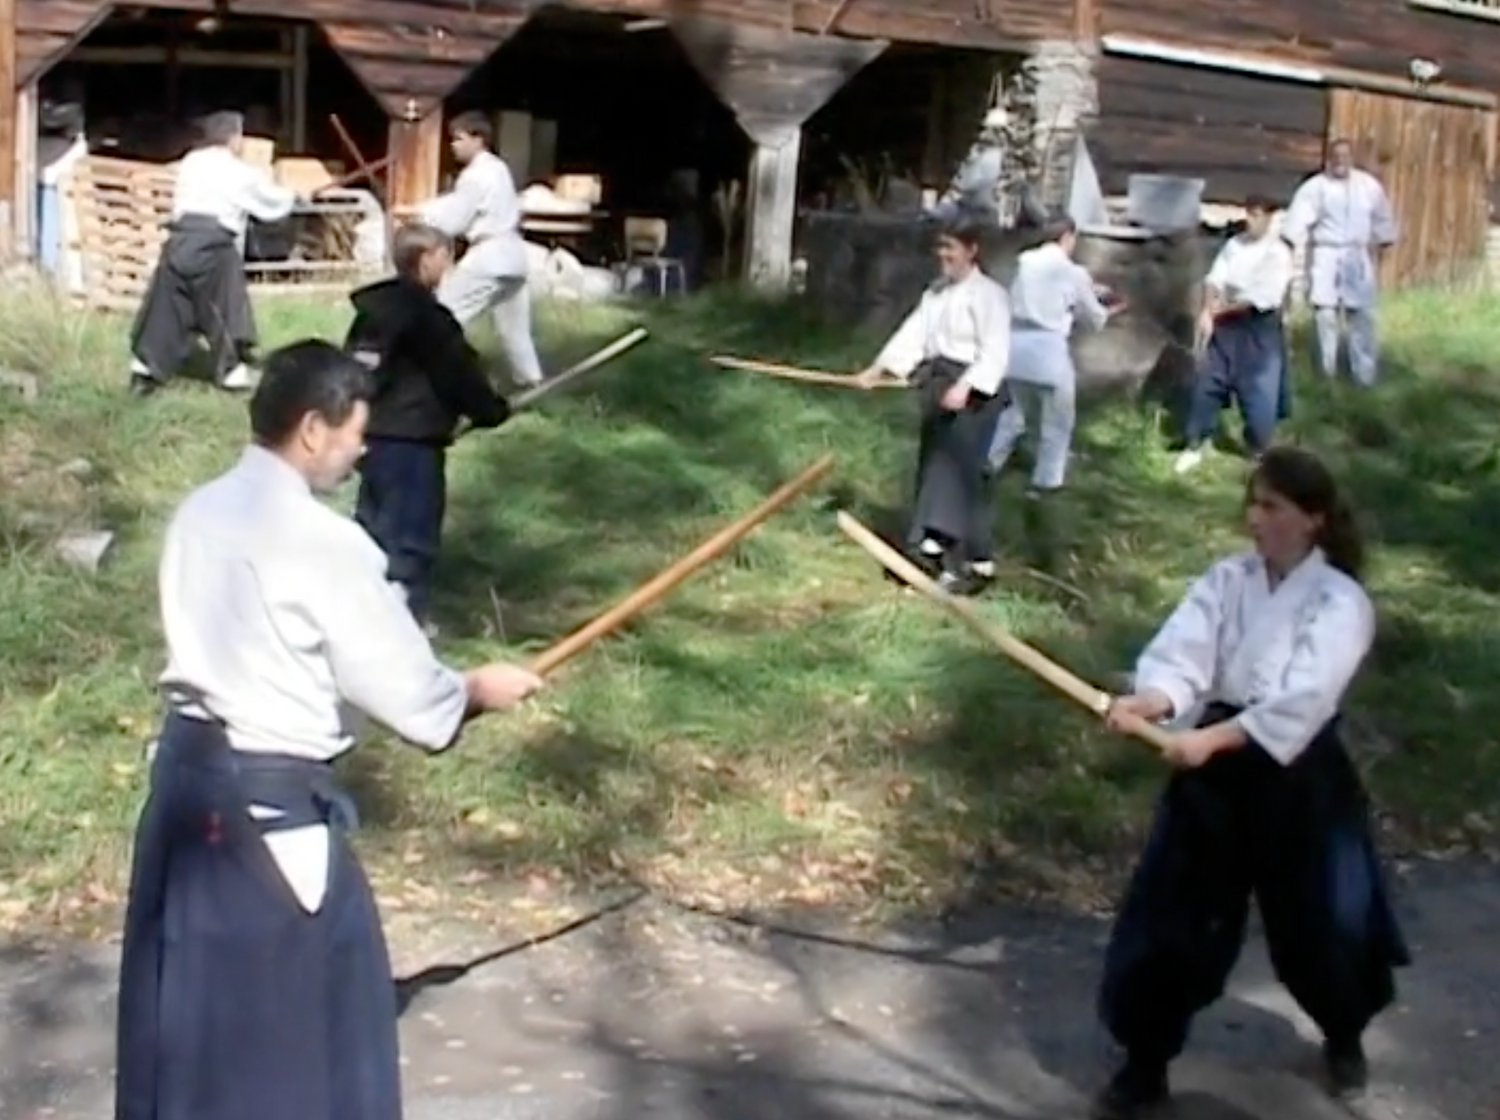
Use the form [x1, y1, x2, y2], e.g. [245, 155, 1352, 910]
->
[621, 216, 686, 297]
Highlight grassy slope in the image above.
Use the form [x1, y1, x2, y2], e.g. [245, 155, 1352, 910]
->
[1, 282, 1496, 932]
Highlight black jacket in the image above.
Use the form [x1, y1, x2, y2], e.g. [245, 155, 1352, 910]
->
[345, 277, 510, 444]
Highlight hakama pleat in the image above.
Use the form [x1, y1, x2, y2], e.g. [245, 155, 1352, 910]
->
[115, 713, 401, 1120]
[908, 357, 1006, 562]
[130, 215, 258, 383]
[1098, 705, 1409, 1063]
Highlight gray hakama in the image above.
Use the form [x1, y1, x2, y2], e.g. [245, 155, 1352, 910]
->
[1098, 703, 1409, 1065]
[115, 712, 401, 1120]
[129, 215, 258, 385]
[907, 356, 1007, 564]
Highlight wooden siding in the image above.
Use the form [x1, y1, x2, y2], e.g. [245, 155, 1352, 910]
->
[1101, 0, 1500, 94]
[1329, 87, 1495, 286]
[1090, 55, 1327, 202]
[18, 0, 109, 85]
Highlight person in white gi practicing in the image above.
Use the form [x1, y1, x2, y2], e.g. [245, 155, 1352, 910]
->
[416, 111, 544, 388]
[986, 215, 1123, 496]
[1282, 139, 1397, 387]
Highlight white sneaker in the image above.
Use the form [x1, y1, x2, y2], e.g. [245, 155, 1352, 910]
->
[1173, 448, 1205, 475]
[221, 363, 256, 391]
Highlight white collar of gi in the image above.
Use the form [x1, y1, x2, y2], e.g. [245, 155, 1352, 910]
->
[931, 267, 981, 294]
[240, 443, 313, 496]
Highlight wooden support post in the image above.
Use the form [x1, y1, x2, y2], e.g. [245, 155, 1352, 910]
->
[291, 25, 310, 151]
[13, 80, 34, 258]
[0, 0, 16, 256]
[670, 15, 887, 293]
[745, 128, 802, 290]
[387, 107, 444, 214]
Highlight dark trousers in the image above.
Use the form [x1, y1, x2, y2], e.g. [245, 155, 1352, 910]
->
[908, 358, 1006, 566]
[1185, 310, 1284, 455]
[1099, 706, 1409, 1066]
[354, 438, 447, 620]
[130, 215, 257, 383]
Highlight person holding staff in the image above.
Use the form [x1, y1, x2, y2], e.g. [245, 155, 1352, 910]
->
[128, 110, 298, 397]
[346, 222, 512, 631]
[1092, 446, 1409, 1119]
[415, 111, 545, 389]
[986, 215, 1122, 495]
[114, 340, 544, 1120]
[1174, 195, 1296, 476]
[852, 220, 1011, 595]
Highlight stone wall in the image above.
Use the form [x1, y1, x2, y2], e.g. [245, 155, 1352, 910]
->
[798, 211, 1226, 390]
[1025, 41, 1098, 210]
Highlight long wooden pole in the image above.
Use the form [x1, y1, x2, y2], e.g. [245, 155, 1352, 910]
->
[709, 355, 902, 390]
[511, 327, 648, 411]
[835, 511, 1173, 753]
[531, 455, 835, 676]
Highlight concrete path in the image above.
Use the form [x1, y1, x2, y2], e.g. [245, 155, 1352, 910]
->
[1, 858, 1495, 1120]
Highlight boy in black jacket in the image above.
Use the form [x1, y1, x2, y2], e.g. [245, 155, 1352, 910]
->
[346, 222, 511, 625]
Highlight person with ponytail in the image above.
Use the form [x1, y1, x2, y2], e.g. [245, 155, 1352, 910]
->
[1091, 446, 1409, 1119]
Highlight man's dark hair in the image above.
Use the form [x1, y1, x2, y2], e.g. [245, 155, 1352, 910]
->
[1244, 193, 1280, 213]
[198, 110, 244, 149]
[392, 222, 452, 278]
[448, 111, 493, 147]
[938, 217, 986, 250]
[249, 340, 375, 447]
[1046, 211, 1078, 241]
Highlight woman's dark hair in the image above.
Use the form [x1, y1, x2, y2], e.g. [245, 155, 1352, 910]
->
[1248, 447, 1365, 580]
[937, 218, 985, 251]
[249, 340, 375, 448]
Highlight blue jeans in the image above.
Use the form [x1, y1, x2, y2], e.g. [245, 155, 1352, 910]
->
[354, 439, 447, 620]
[1185, 310, 1284, 455]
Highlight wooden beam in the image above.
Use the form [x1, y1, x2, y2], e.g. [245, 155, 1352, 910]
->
[13, 80, 35, 259]
[387, 107, 444, 214]
[68, 45, 293, 68]
[0, 0, 16, 254]
[1073, 0, 1098, 42]
[291, 25, 310, 151]
[744, 126, 801, 290]
[670, 14, 888, 146]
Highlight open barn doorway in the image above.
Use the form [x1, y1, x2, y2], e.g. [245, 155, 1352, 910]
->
[31, 6, 389, 309]
[445, 6, 752, 294]
[803, 43, 1011, 216]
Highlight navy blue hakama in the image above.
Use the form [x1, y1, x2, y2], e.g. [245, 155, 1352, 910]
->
[115, 713, 402, 1120]
[1098, 704, 1410, 1064]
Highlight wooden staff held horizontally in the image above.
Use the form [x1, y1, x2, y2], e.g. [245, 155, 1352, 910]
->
[708, 355, 903, 390]
[529, 454, 835, 676]
[835, 511, 1173, 753]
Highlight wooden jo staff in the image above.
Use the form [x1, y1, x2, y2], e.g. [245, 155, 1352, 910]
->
[530, 454, 835, 676]
[511, 327, 648, 411]
[835, 511, 1174, 753]
[453, 328, 648, 441]
[709, 355, 902, 390]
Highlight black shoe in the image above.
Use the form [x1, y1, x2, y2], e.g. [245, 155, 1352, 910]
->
[128, 374, 159, 398]
[1323, 1036, 1368, 1096]
[884, 545, 943, 587]
[1093, 1058, 1169, 1119]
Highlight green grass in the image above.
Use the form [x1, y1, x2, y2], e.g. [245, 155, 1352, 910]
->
[2, 279, 1498, 932]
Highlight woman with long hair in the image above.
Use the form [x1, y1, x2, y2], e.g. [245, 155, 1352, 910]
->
[1094, 446, 1409, 1118]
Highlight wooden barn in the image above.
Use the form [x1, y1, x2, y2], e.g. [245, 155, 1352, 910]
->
[0, 0, 1496, 296]
[1090, 0, 1500, 286]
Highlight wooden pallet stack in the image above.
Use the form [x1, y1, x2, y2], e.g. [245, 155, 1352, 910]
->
[59, 153, 380, 313]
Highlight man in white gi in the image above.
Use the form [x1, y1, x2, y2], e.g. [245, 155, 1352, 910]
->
[128, 110, 298, 397]
[986, 215, 1122, 495]
[1175, 194, 1296, 475]
[416, 111, 544, 388]
[1282, 139, 1397, 386]
[115, 339, 544, 1120]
